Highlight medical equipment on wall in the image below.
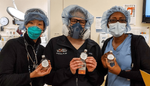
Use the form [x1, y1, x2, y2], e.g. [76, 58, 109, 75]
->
[0, 17, 9, 31]
[6, 0, 25, 36]
[7, 0, 24, 25]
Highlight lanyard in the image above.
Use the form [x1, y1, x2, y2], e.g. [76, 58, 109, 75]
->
[24, 38, 39, 73]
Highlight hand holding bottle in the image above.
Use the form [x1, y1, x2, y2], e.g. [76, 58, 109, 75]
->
[106, 58, 121, 75]
[101, 51, 114, 68]
[70, 58, 83, 74]
[86, 57, 97, 72]
[30, 61, 52, 78]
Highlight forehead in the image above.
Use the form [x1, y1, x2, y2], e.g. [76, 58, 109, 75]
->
[70, 11, 85, 19]
[30, 19, 44, 23]
[71, 17, 85, 20]
[109, 12, 126, 19]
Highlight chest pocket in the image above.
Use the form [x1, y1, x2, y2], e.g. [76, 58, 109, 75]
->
[54, 48, 74, 69]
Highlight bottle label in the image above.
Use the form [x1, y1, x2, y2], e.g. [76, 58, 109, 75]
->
[107, 54, 115, 64]
[80, 52, 87, 60]
[107, 54, 114, 60]
[78, 62, 86, 74]
[42, 60, 49, 67]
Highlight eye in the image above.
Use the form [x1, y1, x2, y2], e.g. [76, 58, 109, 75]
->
[28, 21, 33, 24]
[109, 19, 117, 23]
[70, 19, 77, 22]
[79, 20, 86, 23]
[38, 23, 42, 26]
[119, 19, 126, 23]
[38, 22, 44, 26]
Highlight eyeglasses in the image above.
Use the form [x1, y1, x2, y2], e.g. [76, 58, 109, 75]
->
[70, 18, 86, 26]
[108, 19, 127, 23]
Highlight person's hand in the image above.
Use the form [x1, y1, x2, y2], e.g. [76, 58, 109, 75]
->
[106, 58, 121, 75]
[70, 58, 83, 74]
[85, 57, 97, 72]
[30, 60, 52, 78]
[101, 52, 111, 68]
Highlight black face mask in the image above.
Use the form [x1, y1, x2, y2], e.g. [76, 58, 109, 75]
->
[69, 23, 85, 39]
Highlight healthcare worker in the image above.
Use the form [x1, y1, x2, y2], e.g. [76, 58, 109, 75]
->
[0, 8, 52, 86]
[44, 5, 105, 86]
[101, 6, 150, 86]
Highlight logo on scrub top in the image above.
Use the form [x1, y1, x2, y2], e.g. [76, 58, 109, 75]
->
[56, 48, 67, 55]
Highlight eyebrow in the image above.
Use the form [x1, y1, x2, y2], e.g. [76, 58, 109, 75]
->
[71, 18, 85, 20]
[109, 17, 126, 19]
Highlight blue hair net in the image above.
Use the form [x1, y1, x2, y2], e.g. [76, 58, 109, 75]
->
[24, 8, 49, 31]
[62, 5, 94, 30]
[101, 6, 131, 33]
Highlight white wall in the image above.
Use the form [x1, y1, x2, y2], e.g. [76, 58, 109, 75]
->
[50, 0, 150, 45]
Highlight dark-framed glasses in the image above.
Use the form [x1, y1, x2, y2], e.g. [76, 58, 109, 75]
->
[108, 19, 127, 23]
[70, 18, 86, 26]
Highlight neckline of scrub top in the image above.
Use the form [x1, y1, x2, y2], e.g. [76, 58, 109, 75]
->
[66, 37, 87, 51]
[111, 34, 129, 52]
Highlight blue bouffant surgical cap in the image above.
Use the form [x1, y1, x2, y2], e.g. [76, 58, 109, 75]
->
[62, 5, 94, 30]
[101, 6, 131, 33]
[24, 8, 49, 31]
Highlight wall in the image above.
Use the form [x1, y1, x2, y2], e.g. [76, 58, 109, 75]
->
[49, 0, 63, 40]
[50, 0, 150, 45]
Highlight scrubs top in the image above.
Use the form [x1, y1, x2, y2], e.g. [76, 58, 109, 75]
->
[104, 34, 132, 86]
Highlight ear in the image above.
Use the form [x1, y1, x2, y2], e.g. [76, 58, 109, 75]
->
[40, 34, 42, 37]
[25, 25, 28, 29]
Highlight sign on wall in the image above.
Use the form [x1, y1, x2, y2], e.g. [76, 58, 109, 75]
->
[124, 4, 136, 25]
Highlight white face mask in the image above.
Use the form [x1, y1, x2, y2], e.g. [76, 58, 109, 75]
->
[108, 22, 126, 37]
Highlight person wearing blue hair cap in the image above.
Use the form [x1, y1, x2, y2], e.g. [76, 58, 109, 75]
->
[44, 5, 106, 86]
[0, 8, 52, 86]
[101, 6, 150, 86]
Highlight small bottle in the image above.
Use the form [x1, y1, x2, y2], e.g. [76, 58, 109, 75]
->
[41, 55, 49, 70]
[78, 49, 88, 75]
[107, 51, 114, 63]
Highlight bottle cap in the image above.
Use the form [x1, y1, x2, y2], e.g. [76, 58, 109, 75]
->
[107, 54, 114, 60]
[84, 49, 87, 52]
[42, 55, 45, 59]
[109, 50, 113, 53]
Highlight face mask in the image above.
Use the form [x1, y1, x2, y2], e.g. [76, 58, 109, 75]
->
[108, 22, 126, 37]
[69, 23, 84, 39]
[27, 26, 42, 39]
